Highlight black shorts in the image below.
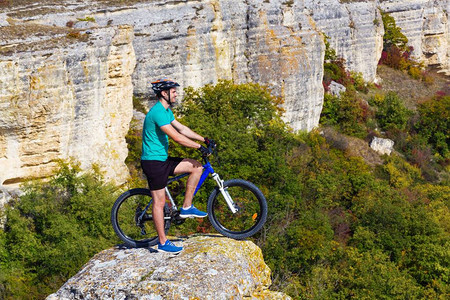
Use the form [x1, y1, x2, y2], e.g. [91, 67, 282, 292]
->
[141, 157, 183, 191]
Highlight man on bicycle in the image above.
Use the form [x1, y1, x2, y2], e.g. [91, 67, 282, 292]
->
[141, 77, 211, 254]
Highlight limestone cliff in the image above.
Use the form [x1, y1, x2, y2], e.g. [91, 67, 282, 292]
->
[380, 0, 449, 73]
[0, 0, 448, 199]
[46, 236, 291, 300]
[0, 24, 135, 199]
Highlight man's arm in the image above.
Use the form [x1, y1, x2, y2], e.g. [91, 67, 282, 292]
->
[160, 122, 202, 149]
[171, 119, 205, 142]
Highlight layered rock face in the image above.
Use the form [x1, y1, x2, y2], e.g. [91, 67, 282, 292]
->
[380, 0, 449, 74]
[47, 236, 291, 299]
[304, 0, 385, 82]
[0, 0, 448, 198]
[0, 25, 135, 197]
[89, 0, 326, 131]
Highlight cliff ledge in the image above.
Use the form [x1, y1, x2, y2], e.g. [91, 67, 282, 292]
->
[47, 235, 290, 299]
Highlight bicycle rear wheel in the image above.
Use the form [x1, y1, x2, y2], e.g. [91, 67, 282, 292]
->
[111, 188, 170, 248]
[207, 179, 267, 239]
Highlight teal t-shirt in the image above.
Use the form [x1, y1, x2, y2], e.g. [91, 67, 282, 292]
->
[141, 101, 175, 161]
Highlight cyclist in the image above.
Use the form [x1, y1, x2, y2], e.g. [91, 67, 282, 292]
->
[141, 77, 212, 254]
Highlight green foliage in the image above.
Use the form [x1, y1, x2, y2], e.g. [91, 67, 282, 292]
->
[379, 11, 433, 84]
[301, 247, 423, 299]
[415, 95, 449, 159]
[379, 155, 423, 188]
[381, 11, 408, 51]
[350, 181, 449, 292]
[132, 96, 148, 114]
[375, 92, 411, 132]
[174, 80, 297, 184]
[76, 16, 96, 23]
[265, 130, 448, 298]
[323, 34, 337, 61]
[350, 71, 368, 93]
[0, 162, 119, 298]
[322, 40, 368, 93]
[170, 80, 305, 238]
[320, 92, 367, 138]
[2, 81, 448, 299]
[408, 65, 422, 79]
[323, 59, 352, 88]
[125, 120, 143, 168]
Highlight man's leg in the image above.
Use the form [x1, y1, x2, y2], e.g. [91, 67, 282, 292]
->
[150, 188, 168, 245]
[173, 158, 203, 208]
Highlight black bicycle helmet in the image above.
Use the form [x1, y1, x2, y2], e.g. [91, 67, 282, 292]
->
[151, 77, 180, 95]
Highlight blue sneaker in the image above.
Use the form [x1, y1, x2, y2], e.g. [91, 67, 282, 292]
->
[179, 205, 208, 218]
[157, 240, 183, 254]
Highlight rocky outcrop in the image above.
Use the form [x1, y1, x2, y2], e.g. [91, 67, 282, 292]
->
[370, 136, 395, 155]
[46, 236, 290, 300]
[380, 0, 449, 74]
[84, 0, 326, 131]
[329, 81, 346, 97]
[305, 0, 385, 82]
[0, 24, 135, 197]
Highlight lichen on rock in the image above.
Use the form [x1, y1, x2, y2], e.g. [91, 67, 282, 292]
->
[47, 235, 291, 300]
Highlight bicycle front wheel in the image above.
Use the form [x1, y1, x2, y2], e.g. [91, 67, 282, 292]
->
[207, 179, 267, 239]
[111, 188, 170, 248]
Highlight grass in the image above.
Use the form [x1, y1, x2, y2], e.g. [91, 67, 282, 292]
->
[0, 1, 156, 18]
[0, 22, 88, 55]
[365, 65, 449, 110]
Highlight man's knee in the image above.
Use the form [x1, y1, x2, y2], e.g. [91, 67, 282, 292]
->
[191, 160, 203, 175]
[177, 158, 203, 174]
[151, 190, 166, 207]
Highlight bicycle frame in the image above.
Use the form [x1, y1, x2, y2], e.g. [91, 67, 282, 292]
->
[164, 158, 238, 214]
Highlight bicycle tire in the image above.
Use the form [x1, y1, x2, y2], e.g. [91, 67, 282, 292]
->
[207, 179, 267, 239]
[111, 188, 171, 248]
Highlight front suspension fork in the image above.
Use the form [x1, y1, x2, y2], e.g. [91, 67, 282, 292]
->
[212, 173, 238, 214]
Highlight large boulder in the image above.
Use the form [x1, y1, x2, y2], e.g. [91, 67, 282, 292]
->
[47, 236, 291, 300]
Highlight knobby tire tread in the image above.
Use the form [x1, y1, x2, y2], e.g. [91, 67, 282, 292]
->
[207, 179, 267, 239]
[111, 188, 170, 248]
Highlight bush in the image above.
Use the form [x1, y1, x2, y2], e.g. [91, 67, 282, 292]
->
[0, 162, 119, 298]
[320, 92, 367, 138]
[415, 96, 449, 160]
[408, 66, 422, 80]
[301, 247, 424, 299]
[375, 92, 411, 132]
[381, 11, 408, 51]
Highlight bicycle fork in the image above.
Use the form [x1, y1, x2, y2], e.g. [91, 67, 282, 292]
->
[212, 173, 238, 214]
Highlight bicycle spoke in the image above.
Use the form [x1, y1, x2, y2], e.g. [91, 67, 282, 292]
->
[111, 189, 170, 248]
[116, 194, 156, 243]
[212, 185, 262, 233]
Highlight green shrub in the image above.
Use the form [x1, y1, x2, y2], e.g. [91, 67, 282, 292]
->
[323, 33, 337, 61]
[381, 11, 408, 51]
[320, 92, 367, 138]
[301, 247, 424, 299]
[375, 92, 411, 132]
[415, 95, 449, 159]
[0, 162, 119, 299]
[408, 66, 422, 80]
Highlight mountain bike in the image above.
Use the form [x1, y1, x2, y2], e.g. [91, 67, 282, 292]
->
[111, 143, 268, 248]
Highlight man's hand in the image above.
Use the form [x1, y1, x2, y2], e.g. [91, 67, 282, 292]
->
[204, 137, 216, 148]
[198, 145, 212, 157]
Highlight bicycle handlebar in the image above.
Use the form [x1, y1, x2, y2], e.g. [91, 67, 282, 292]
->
[200, 140, 217, 162]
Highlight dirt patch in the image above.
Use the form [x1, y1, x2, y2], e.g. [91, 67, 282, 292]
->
[0, 22, 89, 55]
[320, 126, 384, 166]
[375, 64, 449, 110]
